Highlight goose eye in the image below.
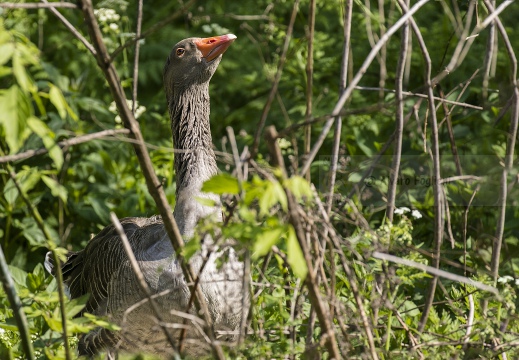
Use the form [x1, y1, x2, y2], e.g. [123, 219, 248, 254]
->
[176, 48, 185, 57]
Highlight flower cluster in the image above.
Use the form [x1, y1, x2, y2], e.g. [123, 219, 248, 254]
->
[109, 100, 146, 124]
[498, 275, 519, 286]
[394, 207, 422, 219]
[94, 8, 121, 32]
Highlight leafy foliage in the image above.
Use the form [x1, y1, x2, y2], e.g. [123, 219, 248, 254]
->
[1, 0, 519, 359]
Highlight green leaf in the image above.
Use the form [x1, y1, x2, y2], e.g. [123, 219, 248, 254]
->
[259, 181, 287, 215]
[48, 84, 67, 119]
[27, 116, 63, 170]
[0, 85, 30, 153]
[0, 43, 14, 66]
[284, 176, 312, 201]
[286, 226, 307, 279]
[3, 178, 18, 205]
[7, 265, 28, 288]
[41, 175, 67, 202]
[18, 168, 42, 195]
[182, 237, 201, 261]
[194, 196, 217, 207]
[253, 227, 284, 258]
[12, 52, 35, 93]
[65, 293, 90, 318]
[84, 313, 121, 331]
[202, 173, 239, 195]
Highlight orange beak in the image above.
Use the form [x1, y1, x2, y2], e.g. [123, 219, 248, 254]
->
[194, 34, 237, 62]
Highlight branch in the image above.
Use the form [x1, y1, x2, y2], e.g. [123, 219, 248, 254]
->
[1, 2, 77, 9]
[0, 129, 130, 164]
[110, 213, 180, 356]
[386, 0, 409, 222]
[372, 252, 498, 296]
[482, 0, 519, 285]
[299, 0, 431, 177]
[303, 0, 316, 183]
[354, 86, 483, 110]
[264, 126, 341, 359]
[250, 0, 300, 157]
[325, 0, 352, 214]
[131, 0, 144, 114]
[0, 247, 35, 360]
[77, 0, 225, 357]
[110, 0, 197, 60]
[41, 0, 96, 56]
[5, 165, 69, 359]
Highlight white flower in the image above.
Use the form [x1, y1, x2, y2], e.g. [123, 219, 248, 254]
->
[498, 275, 514, 284]
[411, 210, 422, 219]
[109, 23, 119, 31]
[394, 207, 411, 215]
[515, 278, 519, 287]
[109, 100, 146, 123]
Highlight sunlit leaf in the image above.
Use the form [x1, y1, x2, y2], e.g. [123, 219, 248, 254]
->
[49, 84, 67, 119]
[253, 226, 284, 258]
[27, 116, 64, 170]
[284, 176, 312, 201]
[41, 175, 68, 202]
[202, 173, 239, 195]
[0, 43, 14, 66]
[0, 85, 30, 153]
[286, 226, 307, 279]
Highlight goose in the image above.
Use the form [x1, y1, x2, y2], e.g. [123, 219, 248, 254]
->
[45, 34, 246, 358]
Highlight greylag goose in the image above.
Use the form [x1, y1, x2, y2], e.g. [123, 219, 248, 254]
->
[46, 34, 246, 358]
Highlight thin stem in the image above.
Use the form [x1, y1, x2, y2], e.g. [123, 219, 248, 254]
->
[110, 213, 180, 356]
[0, 246, 35, 360]
[251, 0, 300, 157]
[299, 0, 431, 177]
[265, 126, 341, 359]
[110, 0, 197, 60]
[5, 166, 70, 359]
[0, 129, 130, 164]
[40, 0, 96, 56]
[482, 0, 519, 285]
[325, 0, 352, 214]
[386, 0, 409, 222]
[1, 2, 77, 9]
[394, 0, 444, 332]
[304, 0, 316, 182]
[131, 0, 144, 114]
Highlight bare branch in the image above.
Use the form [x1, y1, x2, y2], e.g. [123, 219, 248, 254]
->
[110, 0, 196, 60]
[354, 86, 483, 110]
[41, 0, 96, 56]
[299, 0, 430, 177]
[1, 2, 77, 9]
[0, 246, 35, 360]
[0, 129, 130, 164]
[251, 0, 300, 157]
[264, 126, 341, 359]
[372, 252, 498, 296]
[110, 213, 180, 356]
[325, 0, 352, 214]
[386, 0, 409, 222]
[131, 0, 144, 114]
[303, 0, 316, 183]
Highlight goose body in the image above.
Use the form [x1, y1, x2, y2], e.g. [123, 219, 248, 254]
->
[46, 34, 246, 357]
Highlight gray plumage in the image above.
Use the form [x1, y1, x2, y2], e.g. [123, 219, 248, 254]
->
[46, 34, 246, 358]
